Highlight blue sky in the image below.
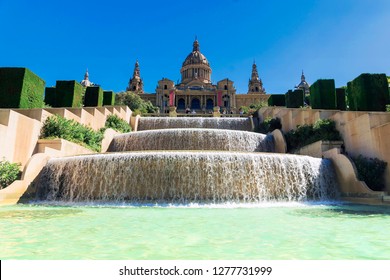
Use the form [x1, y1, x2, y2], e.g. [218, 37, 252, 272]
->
[1, 0, 389, 94]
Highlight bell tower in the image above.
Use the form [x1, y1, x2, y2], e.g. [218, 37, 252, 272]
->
[247, 62, 265, 94]
[126, 60, 144, 93]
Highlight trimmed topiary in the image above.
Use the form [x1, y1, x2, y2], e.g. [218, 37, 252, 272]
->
[85, 86, 103, 107]
[310, 79, 336, 109]
[286, 89, 304, 108]
[44, 87, 57, 107]
[55, 80, 83, 108]
[0, 67, 45, 108]
[336, 88, 346, 111]
[347, 73, 389, 111]
[103, 90, 115, 106]
[268, 94, 286, 106]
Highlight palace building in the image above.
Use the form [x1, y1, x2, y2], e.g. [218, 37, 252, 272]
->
[127, 39, 269, 113]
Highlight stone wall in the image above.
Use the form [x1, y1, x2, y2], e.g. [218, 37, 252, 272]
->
[259, 107, 390, 191]
[0, 106, 131, 168]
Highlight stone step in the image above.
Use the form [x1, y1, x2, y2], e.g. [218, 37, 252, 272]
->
[382, 196, 390, 203]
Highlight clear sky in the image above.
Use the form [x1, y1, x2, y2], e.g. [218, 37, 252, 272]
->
[1, 0, 389, 94]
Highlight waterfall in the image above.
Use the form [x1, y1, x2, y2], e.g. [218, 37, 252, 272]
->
[137, 117, 253, 131]
[36, 152, 339, 203]
[107, 129, 274, 153]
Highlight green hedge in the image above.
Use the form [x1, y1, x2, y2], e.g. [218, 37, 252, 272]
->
[285, 119, 342, 152]
[336, 88, 346, 110]
[44, 87, 57, 107]
[103, 91, 115, 106]
[85, 86, 103, 107]
[285, 89, 304, 108]
[347, 73, 389, 111]
[268, 94, 285, 106]
[55, 80, 83, 107]
[351, 155, 387, 191]
[0, 67, 45, 108]
[310, 79, 336, 109]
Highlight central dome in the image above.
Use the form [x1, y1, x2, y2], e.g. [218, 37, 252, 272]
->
[182, 39, 210, 66]
[180, 39, 212, 85]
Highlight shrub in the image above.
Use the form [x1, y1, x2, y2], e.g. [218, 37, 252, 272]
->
[285, 119, 342, 152]
[386, 105, 390, 112]
[105, 114, 131, 133]
[40, 115, 104, 152]
[0, 159, 21, 189]
[258, 117, 282, 133]
[351, 155, 387, 191]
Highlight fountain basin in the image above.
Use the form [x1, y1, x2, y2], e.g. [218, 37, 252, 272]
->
[137, 117, 253, 131]
[107, 128, 274, 153]
[35, 151, 339, 202]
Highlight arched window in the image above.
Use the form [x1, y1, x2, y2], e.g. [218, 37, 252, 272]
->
[177, 98, 185, 110]
[255, 86, 259, 92]
[191, 98, 201, 109]
[206, 98, 214, 110]
[224, 85, 228, 90]
[164, 85, 167, 90]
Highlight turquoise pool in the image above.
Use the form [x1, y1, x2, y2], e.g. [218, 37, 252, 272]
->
[1, 202, 390, 260]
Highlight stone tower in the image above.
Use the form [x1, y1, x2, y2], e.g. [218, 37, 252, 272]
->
[127, 60, 144, 93]
[80, 69, 93, 87]
[248, 62, 265, 94]
[295, 70, 310, 95]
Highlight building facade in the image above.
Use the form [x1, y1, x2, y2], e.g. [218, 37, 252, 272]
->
[131, 39, 269, 113]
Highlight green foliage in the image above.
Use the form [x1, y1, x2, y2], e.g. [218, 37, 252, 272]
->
[85, 86, 103, 107]
[40, 115, 104, 152]
[268, 94, 286, 106]
[285, 119, 342, 152]
[386, 105, 390, 112]
[285, 89, 304, 108]
[0, 159, 21, 189]
[44, 87, 57, 107]
[336, 88, 347, 110]
[310, 79, 336, 109]
[347, 73, 389, 111]
[115, 91, 158, 114]
[0, 67, 45, 109]
[351, 155, 387, 191]
[103, 91, 115, 106]
[105, 114, 131, 133]
[55, 80, 83, 108]
[258, 117, 282, 133]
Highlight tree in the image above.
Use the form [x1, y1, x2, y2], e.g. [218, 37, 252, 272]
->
[115, 91, 158, 114]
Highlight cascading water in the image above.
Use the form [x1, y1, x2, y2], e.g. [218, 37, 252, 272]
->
[35, 151, 339, 203]
[107, 129, 275, 153]
[137, 117, 253, 131]
[34, 116, 340, 203]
